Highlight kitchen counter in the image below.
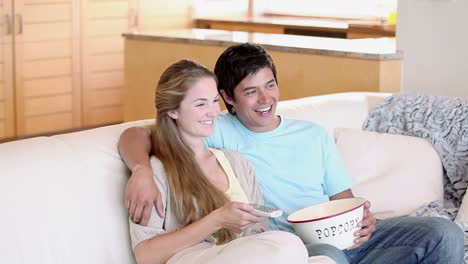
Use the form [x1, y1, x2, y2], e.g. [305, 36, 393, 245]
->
[123, 28, 401, 60]
[195, 16, 396, 39]
[122, 29, 401, 122]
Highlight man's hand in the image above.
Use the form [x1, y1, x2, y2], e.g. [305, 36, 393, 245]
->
[125, 164, 164, 225]
[348, 201, 376, 249]
[119, 125, 161, 225]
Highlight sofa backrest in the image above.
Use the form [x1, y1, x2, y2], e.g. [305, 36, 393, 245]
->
[2, 92, 440, 264]
[276, 92, 390, 136]
[0, 119, 152, 264]
[276, 92, 442, 218]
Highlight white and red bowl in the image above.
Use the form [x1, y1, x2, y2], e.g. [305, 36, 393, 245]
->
[287, 198, 366, 250]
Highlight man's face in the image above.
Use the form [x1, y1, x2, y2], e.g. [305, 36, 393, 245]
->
[221, 67, 280, 133]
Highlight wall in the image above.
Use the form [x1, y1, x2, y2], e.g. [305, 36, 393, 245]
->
[192, 0, 248, 18]
[136, 0, 193, 31]
[397, 0, 468, 98]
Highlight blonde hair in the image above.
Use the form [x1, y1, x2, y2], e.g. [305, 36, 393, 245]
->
[153, 59, 235, 244]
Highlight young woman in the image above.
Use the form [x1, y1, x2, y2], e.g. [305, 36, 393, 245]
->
[128, 60, 310, 264]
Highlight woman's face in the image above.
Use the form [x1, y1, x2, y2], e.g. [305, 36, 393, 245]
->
[169, 77, 220, 141]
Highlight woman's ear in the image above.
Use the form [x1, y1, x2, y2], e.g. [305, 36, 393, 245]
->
[167, 110, 178, 119]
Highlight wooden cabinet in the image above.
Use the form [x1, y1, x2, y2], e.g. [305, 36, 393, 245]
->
[80, 0, 192, 127]
[13, 0, 82, 137]
[347, 24, 396, 39]
[81, 0, 130, 127]
[0, 0, 15, 139]
[124, 37, 401, 122]
[0, 0, 192, 141]
[1, 0, 85, 139]
[197, 20, 284, 34]
[195, 18, 395, 39]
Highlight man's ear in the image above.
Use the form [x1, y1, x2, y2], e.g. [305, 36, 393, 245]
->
[167, 110, 178, 119]
[220, 89, 235, 105]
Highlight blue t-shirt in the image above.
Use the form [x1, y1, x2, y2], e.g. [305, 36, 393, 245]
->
[205, 113, 353, 233]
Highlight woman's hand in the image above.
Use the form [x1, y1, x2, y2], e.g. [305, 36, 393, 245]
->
[210, 202, 265, 233]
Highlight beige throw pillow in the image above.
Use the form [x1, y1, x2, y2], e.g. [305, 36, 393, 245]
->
[334, 128, 444, 219]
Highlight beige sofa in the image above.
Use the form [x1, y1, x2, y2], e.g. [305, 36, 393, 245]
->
[0, 92, 444, 264]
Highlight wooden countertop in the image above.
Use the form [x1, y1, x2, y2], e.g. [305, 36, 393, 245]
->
[123, 28, 402, 60]
[196, 16, 348, 33]
[195, 16, 396, 36]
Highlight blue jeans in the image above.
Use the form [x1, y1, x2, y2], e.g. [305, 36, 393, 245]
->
[306, 216, 464, 264]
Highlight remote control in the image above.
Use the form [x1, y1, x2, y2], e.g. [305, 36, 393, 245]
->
[250, 203, 283, 218]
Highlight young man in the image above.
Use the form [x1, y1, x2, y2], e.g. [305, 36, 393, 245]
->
[119, 43, 464, 263]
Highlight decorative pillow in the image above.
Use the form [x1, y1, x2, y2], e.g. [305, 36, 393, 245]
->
[334, 128, 444, 219]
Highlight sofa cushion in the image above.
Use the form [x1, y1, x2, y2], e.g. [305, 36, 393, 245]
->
[0, 137, 103, 263]
[0, 119, 153, 264]
[276, 92, 390, 137]
[334, 128, 444, 219]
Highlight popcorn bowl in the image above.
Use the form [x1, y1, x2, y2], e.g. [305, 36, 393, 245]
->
[287, 198, 366, 250]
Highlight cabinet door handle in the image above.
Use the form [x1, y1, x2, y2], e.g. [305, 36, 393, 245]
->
[134, 9, 139, 28]
[129, 8, 139, 30]
[6, 14, 12, 35]
[16, 13, 23, 35]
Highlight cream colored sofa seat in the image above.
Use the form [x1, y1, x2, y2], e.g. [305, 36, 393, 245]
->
[0, 92, 444, 264]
